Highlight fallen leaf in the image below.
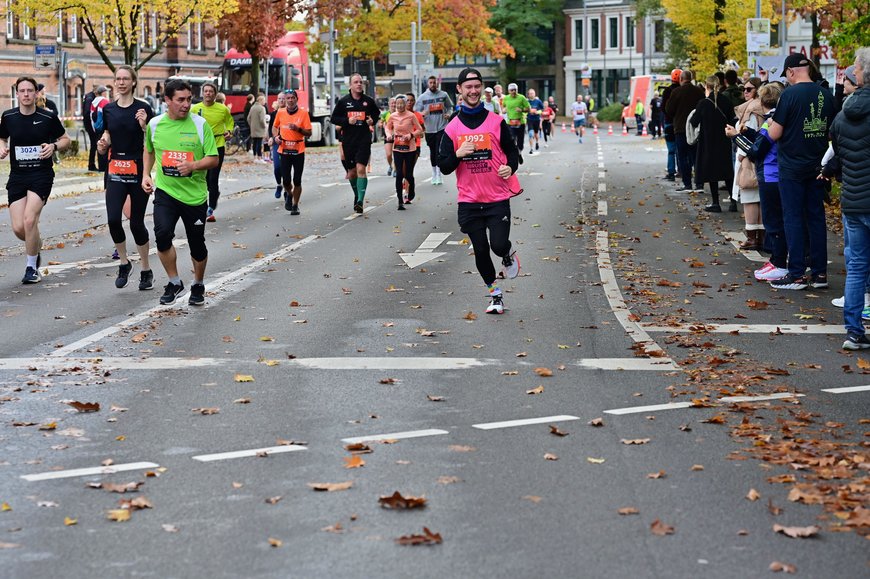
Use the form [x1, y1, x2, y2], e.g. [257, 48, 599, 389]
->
[534, 367, 553, 377]
[234, 374, 254, 383]
[449, 445, 476, 453]
[321, 523, 344, 533]
[64, 517, 77, 526]
[857, 357, 870, 370]
[106, 509, 131, 522]
[437, 476, 462, 485]
[67, 401, 100, 413]
[38, 422, 57, 431]
[621, 438, 651, 445]
[618, 507, 639, 515]
[233, 398, 251, 404]
[462, 311, 477, 321]
[379, 378, 399, 385]
[544, 453, 559, 461]
[131, 332, 148, 343]
[769, 561, 797, 574]
[379, 491, 427, 509]
[268, 538, 283, 548]
[516, 352, 528, 358]
[396, 527, 442, 546]
[586, 457, 605, 464]
[308, 481, 353, 492]
[588, 418, 604, 427]
[549, 425, 569, 437]
[746, 300, 768, 310]
[522, 495, 542, 503]
[344, 455, 365, 469]
[746, 488, 761, 502]
[232, 482, 244, 489]
[100, 481, 143, 493]
[426, 395, 445, 402]
[701, 415, 727, 425]
[767, 499, 783, 516]
[191, 407, 219, 415]
[647, 471, 666, 479]
[772, 524, 819, 539]
[259, 336, 274, 342]
[690, 464, 704, 471]
[265, 496, 282, 505]
[526, 385, 545, 395]
[650, 519, 675, 536]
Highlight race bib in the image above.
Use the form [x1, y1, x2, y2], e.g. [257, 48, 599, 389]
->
[161, 150, 193, 177]
[428, 103, 444, 114]
[530, 108, 538, 115]
[456, 133, 492, 162]
[508, 119, 522, 127]
[14, 145, 41, 168]
[394, 142, 410, 152]
[108, 159, 139, 183]
[283, 140, 301, 154]
[348, 111, 366, 125]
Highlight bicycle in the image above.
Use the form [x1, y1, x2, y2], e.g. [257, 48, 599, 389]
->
[225, 125, 250, 155]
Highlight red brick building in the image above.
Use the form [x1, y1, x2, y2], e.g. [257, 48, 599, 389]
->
[1, 8, 227, 116]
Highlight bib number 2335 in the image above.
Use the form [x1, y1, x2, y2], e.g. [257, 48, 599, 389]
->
[161, 150, 194, 177]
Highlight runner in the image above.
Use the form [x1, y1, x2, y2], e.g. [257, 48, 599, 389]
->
[526, 88, 544, 154]
[0, 76, 70, 284]
[385, 94, 423, 209]
[414, 76, 453, 185]
[541, 100, 554, 145]
[570, 94, 587, 143]
[142, 79, 219, 306]
[190, 82, 233, 222]
[272, 89, 312, 215]
[96, 65, 155, 290]
[379, 97, 396, 177]
[406, 93, 426, 200]
[330, 73, 380, 213]
[482, 88, 501, 114]
[438, 68, 522, 315]
[502, 83, 529, 163]
[266, 92, 287, 199]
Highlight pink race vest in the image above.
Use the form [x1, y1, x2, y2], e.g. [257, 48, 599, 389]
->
[444, 111, 522, 204]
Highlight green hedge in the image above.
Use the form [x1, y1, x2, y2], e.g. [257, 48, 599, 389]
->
[596, 103, 624, 122]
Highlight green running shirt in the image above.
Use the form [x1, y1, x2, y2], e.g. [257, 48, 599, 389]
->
[145, 113, 218, 206]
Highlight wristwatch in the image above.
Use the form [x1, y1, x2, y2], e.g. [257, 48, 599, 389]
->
[53, 142, 58, 152]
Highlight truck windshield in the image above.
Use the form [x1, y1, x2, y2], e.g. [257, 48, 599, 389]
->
[221, 63, 285, 94]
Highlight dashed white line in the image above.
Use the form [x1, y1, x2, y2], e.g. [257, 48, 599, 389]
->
[820, 385, 870, 394]
[643, 324, 844, 335]
[472, 415, 579, 430]
[597, 200, 608, 216]
[598, 182, 607, 193]
[192, 445, 307, 462]
[21, 462, 159, 482]
[0, 357, 224, 371]
[341, 429, 448, 444]
[576, 358, 679, 371]
[288, 357, 492, 370]
[604, 392, 805, 415]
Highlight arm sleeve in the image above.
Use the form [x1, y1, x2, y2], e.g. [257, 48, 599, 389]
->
[268, 111, 277, 134]
[437, 131, 459, 175]
[500, 120, 519, 174]
[225, 107, 235, 132]
[330, 102, 347, 128]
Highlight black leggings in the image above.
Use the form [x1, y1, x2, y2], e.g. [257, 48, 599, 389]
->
[206, 146, 225, 210]
[458, 200, 512, 286]
[424, 131, 443, 167]
[280, 153, 305, 188]
[707, 175, 734, 205]
[393, 150, 417, 202]
[153, 188, 208, 262]
[509, 125, 525, 152]
[106, 179, 149, 246]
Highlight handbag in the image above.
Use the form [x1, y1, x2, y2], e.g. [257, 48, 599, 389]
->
[685, 109, 700, 145]
[737, 155, 758, 189]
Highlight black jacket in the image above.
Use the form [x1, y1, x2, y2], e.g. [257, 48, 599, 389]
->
[832, 88, 870, 214]
[689, 93, 735, 183]
[82, 91, 96, 132]
[665, 83, 704, 135]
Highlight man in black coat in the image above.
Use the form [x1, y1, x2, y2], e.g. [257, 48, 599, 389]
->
[665, 70, 705, 192]
[82, 85, 98, 171]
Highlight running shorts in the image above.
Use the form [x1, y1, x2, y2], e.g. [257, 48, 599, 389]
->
[6, 170, 54, 204]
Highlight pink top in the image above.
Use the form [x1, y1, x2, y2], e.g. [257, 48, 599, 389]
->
[386, 112, 421, 153]
[444, 111, 521, 204]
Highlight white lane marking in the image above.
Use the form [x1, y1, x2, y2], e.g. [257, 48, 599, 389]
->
[643, 324, 844, 335]
[49, 235, 318, 357]
[598, 182, 607, 193]
[416, 232, 451, 251]
[319, 182, 344, 188]
[596, 230, 666, 353]
[0, 357, 224, 370]
[597, 200, 608, 216]
[341, 429, 448, 444]
[288, 357, 492, 370]
[65, 201, 106, 211]
[598, 162, 605, 168]
[472, 415, 580, 430]
[723, 231, 766, 262]
[45, 240, 189, 274]
[821, 385, 870, 394]
[598, 172, 606, 179]
[192, 445, 307, 462]
[576, 358, 679, 371]
[604, 393, 804, 415]
[400, 252, 446, 268]
[21, 462, 159, 482]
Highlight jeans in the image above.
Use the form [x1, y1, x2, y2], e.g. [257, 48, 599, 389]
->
[842, 214, 870, 296]
[779, 178, 827, 278]
[675, 133, 694, 188]
[635, 115, 644, 135]
[664, 124, 676, 176]
[271, 141, 281, 184]
[758, 181, 787, 268]
[843, 213, 870, 336]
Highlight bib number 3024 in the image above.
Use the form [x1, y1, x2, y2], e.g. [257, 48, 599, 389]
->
[14, 145, 42, 167]
[161, 150, 194, 177]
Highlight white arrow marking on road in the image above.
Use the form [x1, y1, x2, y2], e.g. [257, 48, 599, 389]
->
[821, 385, 870, 394]
[341, 429, 448, 444]
[400, 232, 451, 268]
[472, 415, 580, 430]
[21, 462, 160, 482]
[192, 445, 307, 462]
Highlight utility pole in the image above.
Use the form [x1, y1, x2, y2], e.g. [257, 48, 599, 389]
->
[328, 18, 336, 143]
[411, 22, 417, 97]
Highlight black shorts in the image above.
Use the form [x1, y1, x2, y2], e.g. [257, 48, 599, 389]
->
[342, 140, 372, 167]
[528, 119, 541, 133]
[457, 199, 511, 234]
[280, 152, 305, 187]
[6, 170, 54, 204]
[152, 188, 208, 262]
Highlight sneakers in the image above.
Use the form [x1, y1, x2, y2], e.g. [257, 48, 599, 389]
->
[398, 203, 406, 210]
[843, 334, 870, 350]
[769, 274, 808, 290]
[754, 262, 789, 281]
[832, 293, 870, 308]
[206, 207, 216, 223]
[353, 202, 363, 214]
[290, 205, 300, 216]
[139, 269, 154, 291]
[486, 294, 504, 314]
[810, 273, 828, 289]
[863, 308, 870, 321]
[535, 142, 539, 151]
[115, 262, 132, 289]
[21, 266, 41, 284]
[275, 185, 282, 199]
[159, 281, 185, 305]
[704, 204, 722, 213]
[502, 251, 520, 279]
[285, 195, 293, 211]
[518, 153, 524, 165]
[675, 186, 691, 192]
[188, 283, 205, 306]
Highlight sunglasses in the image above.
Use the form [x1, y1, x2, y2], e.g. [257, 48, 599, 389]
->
[743, 87, 756, 92]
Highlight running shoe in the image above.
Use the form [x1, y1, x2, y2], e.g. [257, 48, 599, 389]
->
[502, 251, 520, 279]
[518, 153, 524, 165]
[139, 270, 154, 291]
[769, 274, 808, 290]
[206, 207, 216, 223]
[843, 334, 870, 350]
[285, 195, 293, 211]
[535, 142, 539, 151]
[832, 296, 844, 308]
[290, 205, 300, 216]
[21, 266, 41, 284]
[275, 185, 282, 199]
[704, 204, 722, 213]
[754, 263, 789, 281]
[810, 273, 828, 289]
[188, 283, 205, 306]
[354, 202, 363, 214]
[674, 186, 691, 192]
[862, 308, 870, 321]
[398, 203, 406, 210]
[159, 281, 185, 305]
[486, 294, 504, 314]
[115, 262, 132, 289]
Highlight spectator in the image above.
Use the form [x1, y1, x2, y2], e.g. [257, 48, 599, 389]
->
[665, 70, 705, 193]
[247, 95, 268, 162]
[649, 90, 663, 139]
[36, 83, 58, 115]
[688, 75, 735, 212]
[831, 47, 870, 349]
[729, 76, 765, 248]
[766, 53, 836, 291]
[661, 69, 682, 181]
[723, 69, 744, 108]
[82, 84, 99, 170]
[634, 99, 645, 136]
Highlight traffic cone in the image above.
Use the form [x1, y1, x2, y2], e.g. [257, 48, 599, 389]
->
[607, 124, 613, 136]
[641, 123, 648, 137]
[621, 124, 628, 136]
[593, 124, 598, 135]
[561, 122, 567, 133]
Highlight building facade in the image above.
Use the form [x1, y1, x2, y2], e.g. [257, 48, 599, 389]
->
[1, 6, 227, 116]
[563, 0, 668, 110]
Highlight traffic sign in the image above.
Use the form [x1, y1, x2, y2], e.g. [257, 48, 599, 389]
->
[388, 40, 432, 66]
[34, 45, 59, 69]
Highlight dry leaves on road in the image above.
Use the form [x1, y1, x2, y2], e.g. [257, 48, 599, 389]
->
[746, 488, 761, 502]
[650, 519, 675, 536]
[66, 401, 100, 413]
[191, 407, 219, 415]
[426, 395, 445, 402]
[344, 455, 365, 469]
[234, 374, 254, 383]
[449, 445, 476, 453]
[534, 367, 553, 377]
[769, 561, 797, 574]
[106, 509, 131, 522]
[772, 524, 820, 539]
[647, 471, 666, 479]
[379, 491, 427, 510]
[618, 507, 639, 515]
[526, 385, 545, 395]
[544, 453, 559, 461]
[265, 496, 282, 505]
[396, 527, 442, 546]
[462, 311, 477, 321]
[268, 538, 283, 548]
[549, 425, 569, 437]
[308, 481, 353, 492]
[588, 417, 604, 427]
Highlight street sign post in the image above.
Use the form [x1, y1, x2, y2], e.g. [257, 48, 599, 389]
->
[34, 45, 59, 70]
[388, 40, 432, 66]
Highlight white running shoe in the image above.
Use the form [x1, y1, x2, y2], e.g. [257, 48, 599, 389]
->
[486, 294, 504, 314]
[755, 264, 789, 281]
[832, 296, 845, 308]
[502, 251, 520, 279]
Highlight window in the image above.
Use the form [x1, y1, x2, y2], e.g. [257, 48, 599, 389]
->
[590, 18, 599, 50]
[216, 33, 229, 55]
[625, 16, 635, 48]
[74, 84, 82, 116]
[150, 13, 158, 49]
[609, 17, 618, 49]
[653, 19, 664, 53]
[187, 16, 203, 52]
[6, 0, 32, 40]
[574, 19, 583, 50]
[58, 12, 80, 43]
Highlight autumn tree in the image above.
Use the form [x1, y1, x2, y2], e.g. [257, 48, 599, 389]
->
[9, 0, 239, 71]
[787, 0, 870, 65]
[489, 0, 563, 82]
[216, 0, 300, 97]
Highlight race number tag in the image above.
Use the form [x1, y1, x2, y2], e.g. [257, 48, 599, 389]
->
[14, 145, 41, 168]
[428, 103, 444, 114]
[394, 141, 410, 152]
[161, 150, 193, 177]
[348, 111, 366, 125]
[283, 140, 301, 155]
[456, 133, 492, 161]
[108, 159, 139, 183]
[530, 108, 538, 115]
[508, 119, 522, 126]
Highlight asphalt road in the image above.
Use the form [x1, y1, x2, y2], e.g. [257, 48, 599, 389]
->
[0, 131, 867, 578]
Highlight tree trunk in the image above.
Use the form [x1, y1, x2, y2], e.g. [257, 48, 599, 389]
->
[810, 10, 821, 69]
[714, 0, 728, 65]
[251, 54, 261, 97]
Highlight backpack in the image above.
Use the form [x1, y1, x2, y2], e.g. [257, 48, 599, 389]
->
[91, 96, 107, 132]
[685, 109, 700, 145]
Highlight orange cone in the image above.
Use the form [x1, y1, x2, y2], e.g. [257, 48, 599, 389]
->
[641, 123, 648, 137]
[607, 124, 613, 136]
[561, 122, 567, 133]
[593, 124, 598, 135]
[621, 124, 628, 136]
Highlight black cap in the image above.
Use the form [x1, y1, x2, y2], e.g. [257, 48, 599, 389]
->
[781, 53, 810, 76]
[36, 83, 45, 91]
[457, 68, 482, 86]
